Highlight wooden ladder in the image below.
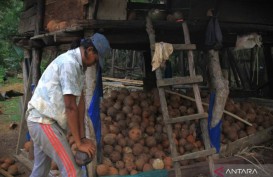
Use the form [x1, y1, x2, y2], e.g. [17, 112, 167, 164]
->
[146, 17, 216, 177]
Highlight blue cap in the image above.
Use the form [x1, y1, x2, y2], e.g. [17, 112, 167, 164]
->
[91, 33, 111, 68]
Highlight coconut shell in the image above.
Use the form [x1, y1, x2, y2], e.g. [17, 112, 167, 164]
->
[103, 145, 114, 155]
[4, 157, 15, 165]
[143, 163, 153, 172]
[109, 167, 119, 175]
[132, 143, 143, 156]
[125, 161, 136, 172]
[103, 134, 116, 145]
[110, 151, 121, 162]
[1, 163, 9, 170]
[128, 128, 142, 142]
[116, 161, 125, 169]
[130, 169, 138, 175]
[96, 164, 109, 176]
[246, 126, 256, 135]
[145, 136, 156, 147]
[119, 168, 129, 175]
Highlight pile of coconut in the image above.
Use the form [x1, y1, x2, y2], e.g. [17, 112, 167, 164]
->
[96, 88, 273, 176]
[0, 156, 20, 175]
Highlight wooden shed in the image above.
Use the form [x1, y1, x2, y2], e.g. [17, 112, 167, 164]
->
[14, 0, 273, 176]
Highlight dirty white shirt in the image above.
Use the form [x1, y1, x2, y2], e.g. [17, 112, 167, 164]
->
[27, 47, 85, 130]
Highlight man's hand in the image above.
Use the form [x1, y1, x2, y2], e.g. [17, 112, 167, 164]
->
[77, 139, 96, 158]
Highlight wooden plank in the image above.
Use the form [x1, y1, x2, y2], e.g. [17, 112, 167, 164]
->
[96, 0, 127, 20]
[157, 76, 203, 87]
[20, 5, 37, 19]
[172, 148, 217, 162]
[102, 77, 143, 85]
[173, 44, 196, 50]
[18, 15, 36, 34]
[166, 113, 208, 124]
[24, 0, 36, 10]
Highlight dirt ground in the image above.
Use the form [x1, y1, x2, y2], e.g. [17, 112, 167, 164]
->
[0, 83, 31, 177]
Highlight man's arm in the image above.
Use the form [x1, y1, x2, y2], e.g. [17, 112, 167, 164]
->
[64, 94, 95, 157]
[78, 91, 85, 139]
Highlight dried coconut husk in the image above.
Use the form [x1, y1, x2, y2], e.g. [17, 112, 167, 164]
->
[4, 157, 15, 165]
[119, 168, 129, 175]
[96, 164, 109, 176]
[246, 126, 256, 135]
[109, 167, 119, 175]
[110, 151, 121, 162]
[119, 88, 130, 96]
[117, 137, 127, 147]
[117, 93, 127, 101]
[103, 145, 114, 155]
[103, 133, 116, 145]
[145, 136, 156, 147]
[125, 161, 136, 172]
[116, 160, 125, 169]
[132, 143, 143, 156]
[129, 128, 142, 142]
[124, 96, 134, 107]
[102, 157, 113, 167]
[135, 158, 145, 171]
[143, 163, 153, 172]
[110, 90, 119, 100]
[130, 169, 138, 175]
[123, 153, 135, 164]
[113, 101, 122, 111]
[122, 106, 132, 115]
[107, 107, 118, 117]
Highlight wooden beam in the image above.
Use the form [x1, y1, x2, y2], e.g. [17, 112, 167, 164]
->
[173, 44, 196, 50]
[157, 76, 203, 87]
[165, 113, 208, 124]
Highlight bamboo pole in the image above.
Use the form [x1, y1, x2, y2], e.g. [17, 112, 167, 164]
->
[165, 90, 252, 126]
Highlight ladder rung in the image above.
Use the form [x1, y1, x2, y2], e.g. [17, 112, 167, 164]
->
[166, 113, 208, 124]
[172, 148, 216, 162]
[157, 76, 203, 87]
[173, 44, 196, 50]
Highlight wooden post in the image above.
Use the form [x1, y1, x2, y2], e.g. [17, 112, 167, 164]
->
[16, 59, 33, 155]
[85, 1, 99, 176]
[32, 49, 42, 85]
[208, 49, 229, 128]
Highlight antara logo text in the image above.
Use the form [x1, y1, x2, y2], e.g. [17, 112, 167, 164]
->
[214, 166, 258, 177]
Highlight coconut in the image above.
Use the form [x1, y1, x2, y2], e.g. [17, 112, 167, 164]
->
[97, 164, 109, 176]
[8, 164, 18, 175]
[103, 134, 117, 145]
[128, 128, 142, 142]
[152, 159, 164, 170]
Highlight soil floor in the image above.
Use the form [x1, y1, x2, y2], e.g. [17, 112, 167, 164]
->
[0, 83, 31, 177]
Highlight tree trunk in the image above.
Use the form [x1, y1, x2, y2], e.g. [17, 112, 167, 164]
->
[208, 50, 229, 128]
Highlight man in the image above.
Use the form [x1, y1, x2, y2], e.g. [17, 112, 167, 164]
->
[27, 33, 110, 177]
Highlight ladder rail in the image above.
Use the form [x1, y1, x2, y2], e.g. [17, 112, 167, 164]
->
[146, 17, 182, 177]
[182, 21, 215, 177]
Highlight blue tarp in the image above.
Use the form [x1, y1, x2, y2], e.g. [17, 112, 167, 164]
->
[88, 66, 103, 145]
[207, 92, 222, 153]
